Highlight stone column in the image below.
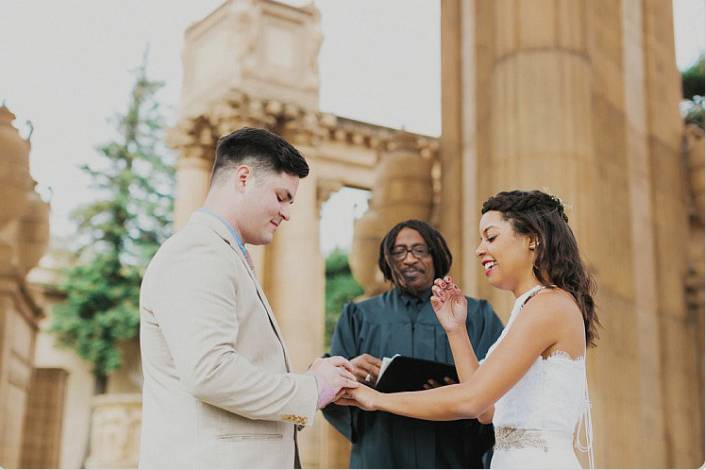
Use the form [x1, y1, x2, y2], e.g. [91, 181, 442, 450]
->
[439, 0, 464, 283]
[684, 125, 705, 457]
[167, 116, 216, 230]
[486, 0, 597, 313]
[0, 105, 44, 469]
[349, 131, 434, 296]
[174, 156, 211, 230]
[621, 0, 665, 464]
[263, 117, 325, 468]
[440, 1, 702, 467]
[643, 1, 703, 465]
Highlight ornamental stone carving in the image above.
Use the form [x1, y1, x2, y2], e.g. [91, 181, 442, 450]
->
[180, 0, 322, 116]
[16, 185, 50, 275]
[166, 115, 216, 162]
[84, 394, 142, 469]
[0, 105, 31, 229]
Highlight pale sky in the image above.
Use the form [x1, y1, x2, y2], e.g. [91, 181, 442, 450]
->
[1, 0, 703, 254]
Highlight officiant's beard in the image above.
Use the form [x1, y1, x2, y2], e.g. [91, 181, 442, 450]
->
[391, 265, 432, 298]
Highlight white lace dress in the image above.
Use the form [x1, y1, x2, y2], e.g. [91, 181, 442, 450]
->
[483, 286, 594, 469]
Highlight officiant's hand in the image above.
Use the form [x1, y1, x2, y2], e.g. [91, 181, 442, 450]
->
[335, 383, 379, 412]
[422, 376, 457, 389]
[431, 276, 467, 334]
[350, 354, 382, 384]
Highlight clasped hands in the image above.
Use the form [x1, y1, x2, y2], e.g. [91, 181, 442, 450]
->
[335, 276, 466, 411]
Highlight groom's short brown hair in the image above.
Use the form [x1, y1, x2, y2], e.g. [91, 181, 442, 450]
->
[211, 127, 309, 184]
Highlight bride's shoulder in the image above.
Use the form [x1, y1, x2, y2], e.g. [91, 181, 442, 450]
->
[523, 287, 581, 325]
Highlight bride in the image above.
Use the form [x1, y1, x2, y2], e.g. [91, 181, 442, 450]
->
[339, 190, 599, 469]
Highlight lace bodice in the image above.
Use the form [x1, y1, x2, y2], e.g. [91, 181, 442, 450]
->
[484, 286, 588, 434]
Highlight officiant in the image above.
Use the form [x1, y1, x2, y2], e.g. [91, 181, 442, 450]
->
[323, 220, 504, 468]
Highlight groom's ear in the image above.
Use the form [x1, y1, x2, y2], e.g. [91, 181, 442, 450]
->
[233, 164, 253, 191]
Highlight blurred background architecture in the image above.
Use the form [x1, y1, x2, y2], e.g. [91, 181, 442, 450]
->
[0, 0, 703, 468]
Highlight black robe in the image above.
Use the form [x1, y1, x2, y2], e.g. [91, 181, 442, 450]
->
[323, 288, 504, 468]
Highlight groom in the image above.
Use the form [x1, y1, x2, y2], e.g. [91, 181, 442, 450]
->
[139, 127, 358, 469]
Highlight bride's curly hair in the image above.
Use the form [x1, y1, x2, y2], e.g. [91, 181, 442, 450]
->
[482, 190, 600, 347]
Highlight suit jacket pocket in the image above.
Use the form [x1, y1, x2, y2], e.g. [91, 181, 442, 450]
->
[216, 432, 283, 440]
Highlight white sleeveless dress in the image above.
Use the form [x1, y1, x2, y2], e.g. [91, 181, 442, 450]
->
[483, 286, 594, 469]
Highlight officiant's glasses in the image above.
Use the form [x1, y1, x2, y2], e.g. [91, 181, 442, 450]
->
[391, 244, 431, 261]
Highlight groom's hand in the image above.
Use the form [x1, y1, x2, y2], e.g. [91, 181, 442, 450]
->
[307, 356, 359, 408]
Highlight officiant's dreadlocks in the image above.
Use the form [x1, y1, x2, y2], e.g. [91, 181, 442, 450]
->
[378, 220, 453, 285]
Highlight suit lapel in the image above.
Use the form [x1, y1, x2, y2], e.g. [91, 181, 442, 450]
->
[231, 247, 292, 365]
[190, 212, 293, 371]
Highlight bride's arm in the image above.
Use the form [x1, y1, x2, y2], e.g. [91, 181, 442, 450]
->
[446, 321, 495, 424]
[343, 294, 569, 421]
[447, 329, 478, 382]
[430, 278, 480, 382]
[431, 278, 490, 421]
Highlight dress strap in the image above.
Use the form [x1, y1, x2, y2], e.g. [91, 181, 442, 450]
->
[519, 284, 549, 309]
[574, 367, 595, 469]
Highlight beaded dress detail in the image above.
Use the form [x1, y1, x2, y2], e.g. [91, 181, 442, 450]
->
[483, 286, 594, 469]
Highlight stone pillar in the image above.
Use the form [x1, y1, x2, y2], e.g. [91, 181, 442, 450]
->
[84, 394, 141, 469]
[684, 125, 705, 459]
[440, 0, 703, 467]
[349, 132, 434, 296]
[0, 105, 45, 469]
[439, 0, 464, 283]
[484, 0, 597, 317]
[167, 117, 216, 230]
[643, 1, 703, 467]
[174, 156, 211, 230]
[620, 0, 667, 464]
[439, 0, 493, 299]
[263, 118, 325, 468]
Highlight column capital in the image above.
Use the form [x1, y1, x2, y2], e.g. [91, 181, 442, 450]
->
[316, 178, 343, 211]
[207, 92, 282, 137]
[166, 115, 216, 162]
[282, 109, 327, 147]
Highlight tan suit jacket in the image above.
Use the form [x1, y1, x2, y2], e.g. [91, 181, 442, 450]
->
[139, 211, 317, 469]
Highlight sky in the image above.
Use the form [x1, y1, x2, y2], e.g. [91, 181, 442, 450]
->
[1, 0, 703, 254]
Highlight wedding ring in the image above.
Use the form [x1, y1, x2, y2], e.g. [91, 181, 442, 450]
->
[365, 373, 372, 383]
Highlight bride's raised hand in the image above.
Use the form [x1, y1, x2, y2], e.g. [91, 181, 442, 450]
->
[430, 276, 467, 334]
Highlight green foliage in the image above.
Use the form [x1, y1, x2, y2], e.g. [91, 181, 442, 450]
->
[682, 53, 705, 100]
[50, 55, 174, 389]
[681, 53, 705, 128]
[324, 249, 363, 349]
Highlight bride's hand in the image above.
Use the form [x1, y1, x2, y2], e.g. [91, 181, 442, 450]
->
[430, 276, 467, 334]
[334, 383, 380, 412]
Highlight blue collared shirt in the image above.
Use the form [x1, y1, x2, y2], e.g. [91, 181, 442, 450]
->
[197, 208, 249, 259]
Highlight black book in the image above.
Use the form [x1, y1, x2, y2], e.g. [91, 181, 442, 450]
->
[374, 354, 459, 393]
